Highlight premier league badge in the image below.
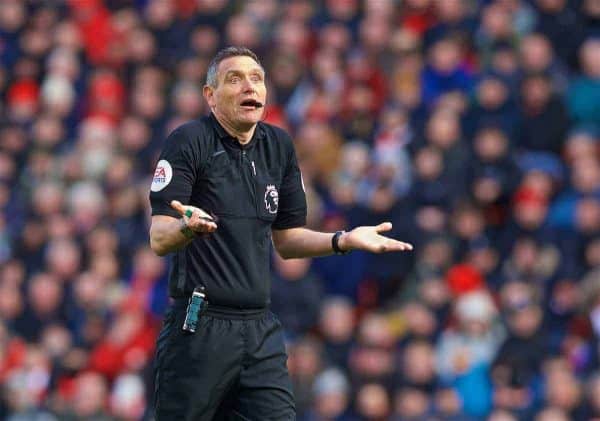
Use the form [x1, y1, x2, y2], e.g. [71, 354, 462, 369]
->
[264, 184, 279, 214]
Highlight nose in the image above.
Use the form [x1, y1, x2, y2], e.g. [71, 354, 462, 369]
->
[241, 78, 255, 93]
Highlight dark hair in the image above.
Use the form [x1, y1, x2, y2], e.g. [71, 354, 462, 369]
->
[205, 46, 264, 87]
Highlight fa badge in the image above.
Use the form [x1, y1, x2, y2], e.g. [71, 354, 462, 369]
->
[264, 184, 279, 214]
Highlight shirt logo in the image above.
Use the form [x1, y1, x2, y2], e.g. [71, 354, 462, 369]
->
[150, 159, 173, 192]
[264, 184, 279, 214]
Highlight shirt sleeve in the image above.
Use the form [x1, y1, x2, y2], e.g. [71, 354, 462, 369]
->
[272, 134, 307, 230]
[149, 127, 199, 218]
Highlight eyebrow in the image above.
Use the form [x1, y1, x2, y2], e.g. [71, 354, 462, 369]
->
[223, 69, 264, 78]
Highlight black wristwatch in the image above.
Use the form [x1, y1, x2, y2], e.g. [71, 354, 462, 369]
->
[332, 230, 349, 255]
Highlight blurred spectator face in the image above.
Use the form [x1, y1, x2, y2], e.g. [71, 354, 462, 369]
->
[394, 387, 429, 419]
[419, 277, 451, 310]
[357, 313, 394, 348]
[575, 198, 600, 233]
[320, 22, 352, 52]
[580, 38, 600, 78]
[535, 408, 570, 421]
[435, 0, 466, 22]
[0, 284, 23, 321]
[426, 111, 461, 149]
[270, 53, 303, 91]
[319, 297, 355, 343]
[477, 78, 509, 110]
[145, 0, 176, 29]
[544, 359, 582, 411]
[41, 324, 72, 359]
[435, 387, 462, 416]
[402, 301, 438, 338]
[20, 27, 52, 59]
[32, 181, 64, 217]
[132, 85, 165, 121]
[415, 146, 444, 181]
[46, 238, 81, 281]
[313, 369, 350, 419]
[571, 157, 600, 193]
[521, 75, 552, 111]
[74, 272, 105, 309]
[72, 372, 108, 417]
[53, 20, 82, 51]
[47, 47, 80, 81]
[275, 19, 309, 54]
[172, 81, 204, 118]
[429, 39, 462, 74]
[563, 131, 598, 164]
[110, 373, 146, 420]
[90, 253, 120, 282]
[28, 273, 62, 316]
[359, 15, 391, 53]
[32, 115, 64, 150]
[326, 0, 359, 20]
[356, 383, 391, 420]
[177, 56, 209, 84]
[132, 247, 165, 280]
[488, 409, 519, 421]
[403, 340, 436, 385]
[288, 337, 322, 379]
[481, 4, 512, 39]
[191, 26, 219, 56]
[127, 28, 156, 64]
[536, 0, 566, 12]
[452, 204, 485, 240]
[0, 0, 25, 33]
[204, 55, 267, 129]
[420, 238, 453, 270]
[119, 116, 150, 154]
[492, 45, 519, 76]
[68, 181, 107, 232]
[507, 304, 543, 338]
[521, 34, 553, 73]
[226, 14, 260, 49]
[585, 238, 600, 268]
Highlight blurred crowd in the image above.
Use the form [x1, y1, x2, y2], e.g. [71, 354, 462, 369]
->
[0, 0, 599, 420]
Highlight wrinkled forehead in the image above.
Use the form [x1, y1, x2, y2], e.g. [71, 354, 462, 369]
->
[217, 56, 264, 79]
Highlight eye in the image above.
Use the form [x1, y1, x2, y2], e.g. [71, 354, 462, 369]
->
[229, 76, 241, 83]
[250, 74, 263, 83]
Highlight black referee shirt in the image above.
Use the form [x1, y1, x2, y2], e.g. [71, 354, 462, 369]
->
[149, 114, 307, 308]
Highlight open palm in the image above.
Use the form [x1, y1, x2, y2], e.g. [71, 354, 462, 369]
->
[343, 222, 413, 253]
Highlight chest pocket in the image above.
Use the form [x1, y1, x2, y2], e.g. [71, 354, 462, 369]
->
[255, 175, 280, 222]
[197, 155, 250, 217]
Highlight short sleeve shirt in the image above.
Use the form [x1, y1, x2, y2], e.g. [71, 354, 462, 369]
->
[149, 114, 307, 308]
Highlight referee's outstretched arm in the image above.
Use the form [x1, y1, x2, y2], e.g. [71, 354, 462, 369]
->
[271, 222, 413, 259]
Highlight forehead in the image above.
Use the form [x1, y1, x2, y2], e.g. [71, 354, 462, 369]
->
[217, 55, 263, 76]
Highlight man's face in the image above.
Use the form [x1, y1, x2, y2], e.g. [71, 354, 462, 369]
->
[204, 55, 266, 129]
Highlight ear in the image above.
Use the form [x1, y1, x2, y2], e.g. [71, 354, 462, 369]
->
[203, 85, 216, 110]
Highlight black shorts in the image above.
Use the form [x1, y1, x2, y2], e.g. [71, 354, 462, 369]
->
[154, 301, 296, 421]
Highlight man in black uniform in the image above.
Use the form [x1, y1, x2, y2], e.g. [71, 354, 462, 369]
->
[149, 46, 413, 420]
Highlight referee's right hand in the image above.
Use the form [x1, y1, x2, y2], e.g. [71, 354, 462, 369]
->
[171, 200, 218, 234]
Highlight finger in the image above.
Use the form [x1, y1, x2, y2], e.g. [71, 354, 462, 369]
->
[170, 200, 186, 216]
[375, 222, 393, 233]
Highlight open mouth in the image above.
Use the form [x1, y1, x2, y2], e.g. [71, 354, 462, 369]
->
[240, 99, 263, 109]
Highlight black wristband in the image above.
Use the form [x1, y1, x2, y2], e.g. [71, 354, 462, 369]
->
[332, 230, 349, 255]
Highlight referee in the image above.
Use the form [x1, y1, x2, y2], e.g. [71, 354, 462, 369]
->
[149, 46, 413, 420]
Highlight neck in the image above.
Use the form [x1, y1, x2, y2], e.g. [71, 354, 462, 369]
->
[213, 111, 257, 144]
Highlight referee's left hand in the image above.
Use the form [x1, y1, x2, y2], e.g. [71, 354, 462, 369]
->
[171, 200, 218, 234]
[338, 222, 413, 253]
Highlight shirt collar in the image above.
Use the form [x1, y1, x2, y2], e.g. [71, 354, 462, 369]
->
[209, 113, 265, 148]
